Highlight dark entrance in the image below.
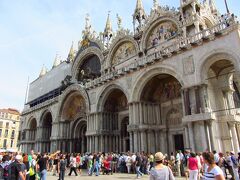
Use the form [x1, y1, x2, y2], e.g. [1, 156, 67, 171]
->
[174, 134, 184, 152]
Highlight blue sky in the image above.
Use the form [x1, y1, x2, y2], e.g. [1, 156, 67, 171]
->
[0, 0, 239, 111]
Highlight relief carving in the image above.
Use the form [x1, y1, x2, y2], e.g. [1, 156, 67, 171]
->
[147, 21, 178, 48]
[112, 42, 136, 65]
[183, 55, 195, 75]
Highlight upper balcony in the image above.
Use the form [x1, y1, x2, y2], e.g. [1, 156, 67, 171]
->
[85, 19, 239, 90]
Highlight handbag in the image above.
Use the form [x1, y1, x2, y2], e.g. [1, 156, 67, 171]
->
[29, 166, 35, 176]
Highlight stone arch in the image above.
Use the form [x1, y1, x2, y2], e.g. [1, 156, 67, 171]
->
[97, 83, 129, 112]
[141, 16, 181, 51]
[72, 46, 104, 81]
[71, 118, 87, 153]
[57, 84, 90, 122]
[39, 109, 53, 153]
[198, 50, 240, 84]
[107, 36, 138, 67]
[27, 117, 37, 142]
[40, 109, 53, 127]
[131, 66, 184, 102]
[27, 117, 37, 129]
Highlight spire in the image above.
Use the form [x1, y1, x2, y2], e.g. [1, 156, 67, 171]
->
[209, 0, 217, 14]
[39, 65, 47, 77]
[67, 42, 75, 62]
[103, 11, 113, 48]
[153, 0, 159, 10]
[104, 11, 113, 37]
[52, 54, 61, 68]
[116, 14, 122, 30]
[82, 13, 91, 39]
[133, 0, 147, 33]
[136, 0, 144, 11]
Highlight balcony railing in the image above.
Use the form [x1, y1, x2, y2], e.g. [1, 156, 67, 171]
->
[85, 19, 238, 89]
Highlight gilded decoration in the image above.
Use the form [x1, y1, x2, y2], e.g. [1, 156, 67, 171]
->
[112, 42, 136, 65]
[62, 95, 86, 121]
[147, 21, 178, 48]
[154, 80, 181, 102]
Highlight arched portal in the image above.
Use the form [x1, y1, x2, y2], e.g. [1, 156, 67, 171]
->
[41, 111, 52, 153]
[120, 117, 130, 152]
[139, 74, 183, 154]
[101, 88, 129, 152]
[72, 120, 87, 153]
[60, 91, 87, 153]
[206, 59, 240, 153]
[28, 118, 37, 151]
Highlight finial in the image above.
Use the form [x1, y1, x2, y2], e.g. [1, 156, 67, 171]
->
[53, 53, 61, 68]
[153, 0, 159, 10]
[83, 13, 91, 38]
[104, 11, 113, 36]
[67, 41, 75, 62]
[116, 14, 122, 30]
[136, 0, 144, 10]
[39, 64, 47, 77]
[133, 0, 146, 34]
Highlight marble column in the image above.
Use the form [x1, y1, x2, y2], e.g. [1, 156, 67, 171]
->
[133, 132, 138, 152]
[140, 131, 147, 152]
[208, 120, 216, 151]
[188, 122, 195, 151]
[229, 122, 240, 153]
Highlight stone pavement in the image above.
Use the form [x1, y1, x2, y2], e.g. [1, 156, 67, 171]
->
[47, 172, 185, 180]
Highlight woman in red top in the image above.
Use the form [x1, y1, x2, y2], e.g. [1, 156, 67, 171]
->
[188, 152, 199, 180]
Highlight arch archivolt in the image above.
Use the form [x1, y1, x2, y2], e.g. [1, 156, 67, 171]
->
[141, 16, 181, 51]
[27, 116, 37, 130]
[72, 46, 104, 80]
[197, 49, 240, 84]
[107, 36, 138, 67]
[57, 84, 90, 122]
[39, 109, 53, 127]
[131, 66, 184, 102]
[70, 118, 87, 139]
[96, 83, 129, 112]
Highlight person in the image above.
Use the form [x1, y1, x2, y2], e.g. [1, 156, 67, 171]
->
[149, 152, 175, 180]
[202, 152, 225, 180]
[230, 151, 239, 180]
[58, 155, 67, 180]
[68, 154, 78, 176]
[36, 153, 48, 180]
[218, 153, 227, 178]
[9, 155, 26, 180]
[29, 154, 37, 180]
[0, 155, 10, 180]
[135, 152, 143, 179]
[187, 152, 199, 180]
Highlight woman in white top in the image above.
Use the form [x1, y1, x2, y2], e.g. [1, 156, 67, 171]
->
[202, 152, 225, 180]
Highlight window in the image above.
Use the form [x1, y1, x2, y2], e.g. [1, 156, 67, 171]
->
[0, 129, 2, 137]
[0, 121, 3, 128]
[11, 130, 15, 138]
[4, 130, 8, 138]
[3, 139, 7, 148]
[6, 122, 9, 128]
[10, 140, 14, 148]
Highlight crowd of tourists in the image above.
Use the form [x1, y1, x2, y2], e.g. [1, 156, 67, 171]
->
[0, 149, 239, 180]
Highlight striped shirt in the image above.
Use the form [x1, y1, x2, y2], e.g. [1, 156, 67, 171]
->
[202, 165, 223, 180]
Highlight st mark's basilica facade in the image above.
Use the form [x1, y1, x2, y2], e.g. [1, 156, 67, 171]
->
[19, 0, 240, 155]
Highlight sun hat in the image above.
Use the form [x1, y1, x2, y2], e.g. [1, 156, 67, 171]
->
[15, 155, 22, 160]
[155, 152, 165, 161]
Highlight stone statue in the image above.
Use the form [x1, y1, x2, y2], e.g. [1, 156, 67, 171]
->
[116, 14, 122, 30]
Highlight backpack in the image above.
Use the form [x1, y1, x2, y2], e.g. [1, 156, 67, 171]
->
[223, 159, 230, 169]
[3, 164, 9, 177]
[231, 156, 239, 168]
[60, 159, 66, 171]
